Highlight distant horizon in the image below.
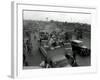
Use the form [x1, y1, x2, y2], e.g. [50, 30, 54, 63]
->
[23, 11, 91, 24]
[23, 19, 91, 25]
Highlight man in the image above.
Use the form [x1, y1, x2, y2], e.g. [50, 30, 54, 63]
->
[48, 37, 54, 46]
[40, 60, 50, 68]
[26, 40, 32, 55]
[65, 54, 78, 67]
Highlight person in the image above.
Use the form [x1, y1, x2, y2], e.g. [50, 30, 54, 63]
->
[65, 32, 69, 41]
[65, 54, 77, 67]
[48, 37, 54, 46]
[49, 61, 53, 68]
[26, 40, 32, 55]
[25, 61, 29, 66]
[40, 61, 45, 68]
[34, 34, 36, 40]
[40, 60, 50, 68]
[73, 50, 77, 60]
[52, 39, 57, 47]
[59, 38, 64, 47]
[23, 54, 26, 65]
[45, 60, 50, 68]
[39, 38, 42, 45]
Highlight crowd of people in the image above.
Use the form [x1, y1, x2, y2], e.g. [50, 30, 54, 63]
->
[39, 30, 71, 48]
[23, 30, 84, 67]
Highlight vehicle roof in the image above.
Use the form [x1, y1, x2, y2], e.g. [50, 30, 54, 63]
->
[71, 40, 83, 43]
[46, 48, 66, 62]
[50, 54, 66, 63]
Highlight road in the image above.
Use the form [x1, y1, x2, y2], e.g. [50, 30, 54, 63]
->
[25, 33, 44, 67]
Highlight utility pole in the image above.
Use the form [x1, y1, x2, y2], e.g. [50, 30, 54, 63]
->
[46, 17, 48, 21]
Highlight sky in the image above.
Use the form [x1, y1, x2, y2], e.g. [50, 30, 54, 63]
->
[23, 10, 91, 24]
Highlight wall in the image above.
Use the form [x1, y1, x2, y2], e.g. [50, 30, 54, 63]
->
[0, 0, 100, 80]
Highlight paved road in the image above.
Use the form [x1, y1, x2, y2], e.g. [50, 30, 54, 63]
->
[25, 33, 44, 66]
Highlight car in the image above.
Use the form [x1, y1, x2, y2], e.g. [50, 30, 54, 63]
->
[39, 46, 72, 68]
[71, 40, 90, 56]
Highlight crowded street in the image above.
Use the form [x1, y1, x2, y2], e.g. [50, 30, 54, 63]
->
[23, 21, 91, 69]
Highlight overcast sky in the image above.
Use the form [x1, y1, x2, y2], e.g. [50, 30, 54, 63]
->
[23, 10, 91, 24]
